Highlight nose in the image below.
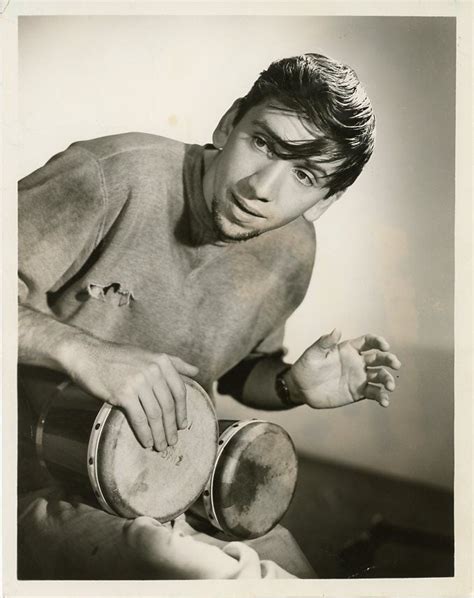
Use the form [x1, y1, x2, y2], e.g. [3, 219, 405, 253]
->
[244, 161, 285, 202]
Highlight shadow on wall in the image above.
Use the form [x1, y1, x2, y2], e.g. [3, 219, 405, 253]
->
[216, 344, 454, 492]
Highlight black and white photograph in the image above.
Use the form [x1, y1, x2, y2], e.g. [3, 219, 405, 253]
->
[1, 2, 472, 596]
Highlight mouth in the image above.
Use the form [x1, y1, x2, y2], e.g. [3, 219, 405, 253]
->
[231, 193, 265, 219]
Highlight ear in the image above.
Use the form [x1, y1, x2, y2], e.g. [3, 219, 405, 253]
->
[212, 98, 243, 149]
[303, 190, 344, 222]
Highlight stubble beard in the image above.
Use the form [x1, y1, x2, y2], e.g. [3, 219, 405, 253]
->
[211, 197, 262, 243]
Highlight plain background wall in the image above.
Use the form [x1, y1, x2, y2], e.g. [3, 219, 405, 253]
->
[18, 16, 455, 490]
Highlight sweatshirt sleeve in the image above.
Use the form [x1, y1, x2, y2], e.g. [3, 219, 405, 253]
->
[18, 145, 107, 312]
[216, 325, 287, 399]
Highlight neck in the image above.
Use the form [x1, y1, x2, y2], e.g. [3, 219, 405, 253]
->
[201, 147, 220, 214]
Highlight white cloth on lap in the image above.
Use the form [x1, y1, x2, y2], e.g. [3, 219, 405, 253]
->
[18, 486, 295, 580]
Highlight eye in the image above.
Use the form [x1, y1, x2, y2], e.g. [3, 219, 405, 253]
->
[253, 135, 272, 155]
[293, 168, 315, 187]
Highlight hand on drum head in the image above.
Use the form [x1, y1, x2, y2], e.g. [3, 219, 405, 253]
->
[65, 338, 199, 451]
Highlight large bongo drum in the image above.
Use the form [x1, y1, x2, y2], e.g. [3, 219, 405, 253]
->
[189, 419, 298, 539]
[24, 369, 218, 521]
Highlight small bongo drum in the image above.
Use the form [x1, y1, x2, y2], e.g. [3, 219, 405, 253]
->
[189, 419, 298, 539]
[30, 372, 218, 521]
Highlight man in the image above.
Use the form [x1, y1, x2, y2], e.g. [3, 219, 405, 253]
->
[18, 53, 401, 578]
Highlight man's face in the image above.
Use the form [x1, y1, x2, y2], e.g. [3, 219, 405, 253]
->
[202, 101, 341, 242]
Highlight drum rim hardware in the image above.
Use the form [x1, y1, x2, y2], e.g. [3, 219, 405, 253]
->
[86, 402, 116, 516]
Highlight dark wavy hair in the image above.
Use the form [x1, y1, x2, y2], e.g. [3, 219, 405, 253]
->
[233, 53, 376, 198]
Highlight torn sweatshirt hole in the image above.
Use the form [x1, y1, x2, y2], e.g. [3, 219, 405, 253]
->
[87, 282, 135, 307]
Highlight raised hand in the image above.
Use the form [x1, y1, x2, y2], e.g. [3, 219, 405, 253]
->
[285, 329, 401, 409]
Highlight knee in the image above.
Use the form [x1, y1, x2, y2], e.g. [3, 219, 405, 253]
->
[123, 516, 169, 551]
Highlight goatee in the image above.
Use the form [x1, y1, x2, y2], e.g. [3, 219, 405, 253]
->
[211, 197, 261, 243]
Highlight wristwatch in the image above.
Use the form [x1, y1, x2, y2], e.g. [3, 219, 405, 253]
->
[275, 366, 296, 407]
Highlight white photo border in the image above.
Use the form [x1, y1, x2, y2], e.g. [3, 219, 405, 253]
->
[1, 1, 472, 597]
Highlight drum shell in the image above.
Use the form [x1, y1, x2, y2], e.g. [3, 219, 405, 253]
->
[37, 386, 103, 491]
[193, 419, 298, 540]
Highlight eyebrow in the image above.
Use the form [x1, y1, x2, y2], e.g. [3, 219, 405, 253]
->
[251, 118, 330, 178]
[251, 119, 285, 144]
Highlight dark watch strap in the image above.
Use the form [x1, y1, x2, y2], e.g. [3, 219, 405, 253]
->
[275, 365, 296, 407]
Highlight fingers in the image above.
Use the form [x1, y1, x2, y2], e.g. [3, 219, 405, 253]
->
[138, 385, 168, 452]
[124, 372, 180, 452]
[315, 328, 342, 351]
[150, 376, 179, 448]
[366, 367, 396, 392]
[168, 355, 199, 377]
[123, 399, 154, 449]
[122, 354, 196, 451]
[142, 354, 194, 448]
[363, 383, 391, 408]
[142, 357, 184, 448]
[363, 349, 401, 370]
[352, 334, 390, 352]
[157, 357, 188, 429]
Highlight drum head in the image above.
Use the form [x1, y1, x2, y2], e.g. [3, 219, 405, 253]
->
[212, 421, 298, 539]
[94, 379, 218, 521]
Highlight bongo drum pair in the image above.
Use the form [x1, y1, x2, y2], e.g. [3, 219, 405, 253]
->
[21, 368, 298, 538]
